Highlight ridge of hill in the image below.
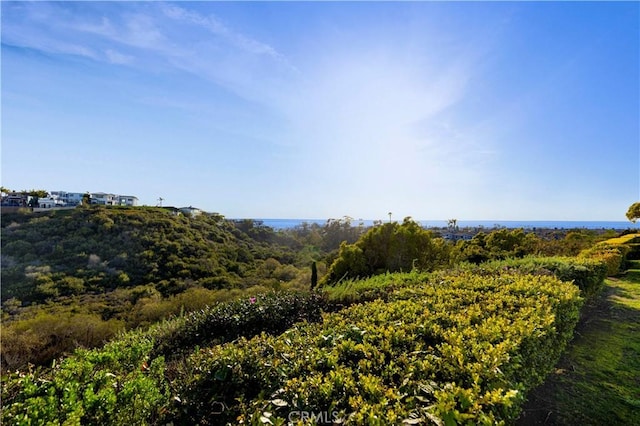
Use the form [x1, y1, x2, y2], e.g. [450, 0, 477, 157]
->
[1, 206, 322, 368]
[1, 206, 303, 304]
[1, 207, 370, 368]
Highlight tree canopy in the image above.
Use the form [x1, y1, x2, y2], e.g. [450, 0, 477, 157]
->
[626, 202, 640, 223]
[321, 217, 451, 285]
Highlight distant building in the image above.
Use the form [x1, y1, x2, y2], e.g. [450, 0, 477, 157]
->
[117, 195, 139, 206]
[179, 206, 204, 217]
[1, 192, 31, 208]
[90, 192, 119, 205]
[37, 197, 62, 209]
[50, 191, 84, 207]
[2, 189, 140, 211]
[442, 232, 474, 242]
[89, 192, 139, 206]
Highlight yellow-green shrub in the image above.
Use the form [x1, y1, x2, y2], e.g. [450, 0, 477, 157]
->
[452, 256, 608, 299]
[174, 273, 582, 425]
[1, 291, 324, 425]
[1, 312, 124, 370]
[579, 242, 631, 276]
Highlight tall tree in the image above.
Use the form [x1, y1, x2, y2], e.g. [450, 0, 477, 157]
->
[310, 261, 318, 288]
[322, 218, 450, 285]
[21, 189, 48, 198]
[626, 202, 640, 223]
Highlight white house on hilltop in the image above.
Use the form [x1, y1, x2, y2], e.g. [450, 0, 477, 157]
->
[37, 197, 63, 209]
[118, 195, 139, 206]
[89, 193, 138, 206]
[179, 206, 203, 217]
[3, 190, 139, 210]
[50, 191, 84, 206]
[90, 192, 118, 205]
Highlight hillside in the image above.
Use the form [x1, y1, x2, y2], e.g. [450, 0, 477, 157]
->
[0, 257, 612, 425]
[1, 209, 637, 423]
[0, 206, 322, 368]
[0, 208, 621, 370]
[1, 206, 304, 303]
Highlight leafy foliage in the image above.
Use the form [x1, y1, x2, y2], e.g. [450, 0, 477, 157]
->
[322, 218, 451, 285]
[1, 207, 319, 304]
[1, 291, 324, 425]
[1, 335, 167, 426]
[148, 291, 325, 360]
[453, 228, 539, 263]
[174, 272, 583, 425]
[583, 233, 640, 273]
[455, 256, 608, 299]
[625, 202, 640, 223]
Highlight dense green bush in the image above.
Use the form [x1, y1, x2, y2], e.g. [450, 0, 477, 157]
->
[322, 218, 451, 285]
[324, 255, 609, 306]
[173, 272, 582, 425]
[579, 244, 628, 276]
[148, 291, 325, 360]
[453, 228, 540, 263]
[456, 256, 608, 299]
[0, 207, 305, 304]
[1, 291, 325, 425]
[321, 270, 431, 306]
[1, 336, 168, 426]
[582, 233, 640, 270]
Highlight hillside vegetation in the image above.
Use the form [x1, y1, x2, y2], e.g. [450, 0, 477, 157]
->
[2, 213, 637, 424]
[1, 258, 604, 425]
[0, 207, 626, 371]
[2, 206, 302, 303]
[1, 206, 329, 368]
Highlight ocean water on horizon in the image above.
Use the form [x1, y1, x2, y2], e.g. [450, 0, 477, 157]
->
[254, 219, 640, 230]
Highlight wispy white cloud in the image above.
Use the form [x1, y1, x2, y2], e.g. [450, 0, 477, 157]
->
[160, 3, 285, 60]
[104, 48, 134, 65]
[1, 1, 513, 218]
[2, 2, 293, 98]
[1, 6, 100, 61]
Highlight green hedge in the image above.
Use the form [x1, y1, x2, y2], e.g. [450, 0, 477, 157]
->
[1, 336, 167, 426]
[323, 256, 608, 306]
[321, 270, 431, 307]
[1, 291, 324, 425]
[579, 244, 629, 277]
[148, 291, 325, 360]
[456, 256, 607, 299]
[1, 269, 587, 425]
[173, 273, 582, 425]
[591, 233, 640, 263]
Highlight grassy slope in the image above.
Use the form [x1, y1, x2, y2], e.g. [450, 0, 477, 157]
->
[518, 261, 640, 425]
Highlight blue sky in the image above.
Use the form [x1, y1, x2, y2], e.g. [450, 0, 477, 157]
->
[2, 1, 638, 220]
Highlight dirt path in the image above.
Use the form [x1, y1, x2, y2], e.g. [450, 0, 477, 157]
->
[517, 267, 640, 425]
